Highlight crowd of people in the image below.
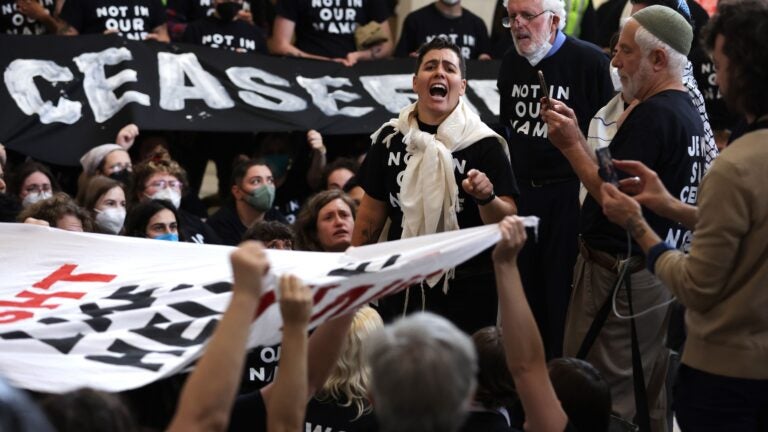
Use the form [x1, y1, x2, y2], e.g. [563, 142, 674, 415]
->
[2, 0, 767, 431]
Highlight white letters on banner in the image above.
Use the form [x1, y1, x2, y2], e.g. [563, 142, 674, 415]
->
[2, 49, 500, 125]
[0, 222, 501, 393]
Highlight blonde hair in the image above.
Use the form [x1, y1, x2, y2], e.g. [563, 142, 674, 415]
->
[316, 306, 383, 419]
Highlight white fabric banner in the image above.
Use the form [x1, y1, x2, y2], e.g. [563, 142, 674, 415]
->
[0, 222, 501, 393]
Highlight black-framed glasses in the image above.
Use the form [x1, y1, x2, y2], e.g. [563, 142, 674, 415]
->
[502, 10, 552, 28]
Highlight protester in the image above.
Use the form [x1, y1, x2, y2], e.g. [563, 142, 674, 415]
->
[7, 161, 59, 208]
[206, 159, 286, 246]
[600, 1, 768, 429]
[354, 37, 517, 334]
[17, 192, 94, 232]
[124, 199, 182, 241]
[322, 157, 357, 190]
[57, 0, 169, 41]
[78, 143, 133, 200]
[294, 189, 355, 253]
[242, 220, 295, 250]
[366, 312, 477, 432]
[132, 159, 220, 244]
[498, 0, 614, 359]
[182, 0, 267, 52]
[0, 0, 58, 34]
[542, 6, 705, 430]
[268, 0, 393, 66]
[396, 0, 492, 60]
[78, 176, 127, 235]
[305, 306, 382, 432]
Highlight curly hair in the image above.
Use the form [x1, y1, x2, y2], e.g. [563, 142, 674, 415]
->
[130, 159, 188, 204]
[293, 190, 356, 252]
[17, 192, 94, 232]
[701, 0, 768, 119]
[315, 306, 383, 419]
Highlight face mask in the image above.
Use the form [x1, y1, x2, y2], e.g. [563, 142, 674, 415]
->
[154, 232, 179, 242]
[95, 207, 126, 234]
[216, 1, 242, 21]
[148, 188, 181, 209]
[245, 184, 275, 212]
[515, 36, 552, 67]
[109, 169, 133, 188]
[264, 154, 291, 180]
[610, 66, 622, 92]
[22, 191, 52, 208]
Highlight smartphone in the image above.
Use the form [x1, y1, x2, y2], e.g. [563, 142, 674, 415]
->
[537, 70, 550, 107]
[595, 147, 619, 185]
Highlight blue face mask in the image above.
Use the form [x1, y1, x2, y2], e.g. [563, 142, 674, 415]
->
[154, 232, 179, 242]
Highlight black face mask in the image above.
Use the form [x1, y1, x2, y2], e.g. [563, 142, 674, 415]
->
[109, 169, 133, 189]
[216, 2, 242, 21]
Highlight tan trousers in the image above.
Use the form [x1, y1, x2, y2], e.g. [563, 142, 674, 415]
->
[563, 252, 671, 432]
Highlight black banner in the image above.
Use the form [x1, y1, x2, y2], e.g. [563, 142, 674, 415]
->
[0, 34, 502, 166]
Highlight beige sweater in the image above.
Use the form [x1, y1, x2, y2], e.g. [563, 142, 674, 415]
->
[656, 127, 768, 379]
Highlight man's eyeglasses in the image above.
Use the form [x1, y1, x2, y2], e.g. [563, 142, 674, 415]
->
[147, 179, 182, 190]
[502, 10, 552, 28]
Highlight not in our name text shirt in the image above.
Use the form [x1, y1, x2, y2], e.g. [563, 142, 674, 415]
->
[395, 3, 490, 60]
[0, 0, 55, 34]
[275, 0, 390, 58]
[60, 0, 166, 39]
[497, 35, 613, 182]
[183, 16, 267, 53]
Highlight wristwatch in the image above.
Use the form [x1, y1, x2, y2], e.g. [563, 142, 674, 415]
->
[474, 191, 496, 206]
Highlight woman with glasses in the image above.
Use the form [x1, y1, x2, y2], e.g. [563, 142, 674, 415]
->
[131, 159, 221, 244]
[7, 161, 60, 209]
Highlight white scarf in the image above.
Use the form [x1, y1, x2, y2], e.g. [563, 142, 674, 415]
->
[370, 98, 508, 288]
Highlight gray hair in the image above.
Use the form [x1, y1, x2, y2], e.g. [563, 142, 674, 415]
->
[503, 0, 567, 30]
[634, 23, 686, 80]
[365, 312, 478, 432]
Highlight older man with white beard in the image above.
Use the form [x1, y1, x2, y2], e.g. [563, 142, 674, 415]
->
[541, 6, 706, 431]
[497, 0, 613, 360]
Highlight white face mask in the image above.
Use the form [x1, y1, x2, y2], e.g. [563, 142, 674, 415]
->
[610, 66, 622, 92]
[440, 0, 460, 5]
[514, 35, 552, 67]
[147, 188, 181, 209]
[22, 191, 52, 208]
[95, 207, 126, 234]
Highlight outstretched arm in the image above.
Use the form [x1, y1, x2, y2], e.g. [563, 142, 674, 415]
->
[493, 216, 568, 432]
[266, 275, 313, 432]
[168, 241, 268, 432]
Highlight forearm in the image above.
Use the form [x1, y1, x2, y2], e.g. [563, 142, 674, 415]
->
[478, 196, 517, 225]
[626, 215, 663, 254]
[351, 195, 387, 246]
[306, 312, 354, 395]
[306, 148, 326, 190]
[661, 200, 698, 231]
[55, 18, 78, 35]
[168, 291, 260, 432]
[268, 39, 330, 61]
[561, 140, 603, 204]
[266, 324, 308, 432]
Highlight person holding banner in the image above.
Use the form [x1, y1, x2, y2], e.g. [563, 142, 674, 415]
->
[354, 37, 518, 334]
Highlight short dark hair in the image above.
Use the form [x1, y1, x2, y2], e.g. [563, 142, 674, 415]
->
[548, 357, 612, 432]
[701, 0, 768, 118]
[294, 189, 356, 252]
[243, 220, 295, 245]
[40, 388, 138, 432]
[322, 157, 358, 189]
[123, 199, 182, 240]
[472, 326, 518, 410]
[17, 192, 94, 232]
[416, 37, 467, 79]
[230, 158, 272, 187]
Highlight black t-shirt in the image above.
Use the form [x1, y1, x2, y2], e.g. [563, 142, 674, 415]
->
[206, 201, 288, 246]
[275, 0, 390, 58]
[182, 16, 267, 52]
[395, 3, 490, 60]
[167, 0, 216, 24]
[238, 344, 281, 394]
[497, 35, 613, 182]
[304, 397, 378, 432]
[460, 410, 517, 432]
[179, 208, 223, 244]
[229, 390, 267, 432]
[59, 0, 166, 39]
[358, 121, 519, 242]
[580, 90, 705, 255]
[0, 0, 55, 34]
